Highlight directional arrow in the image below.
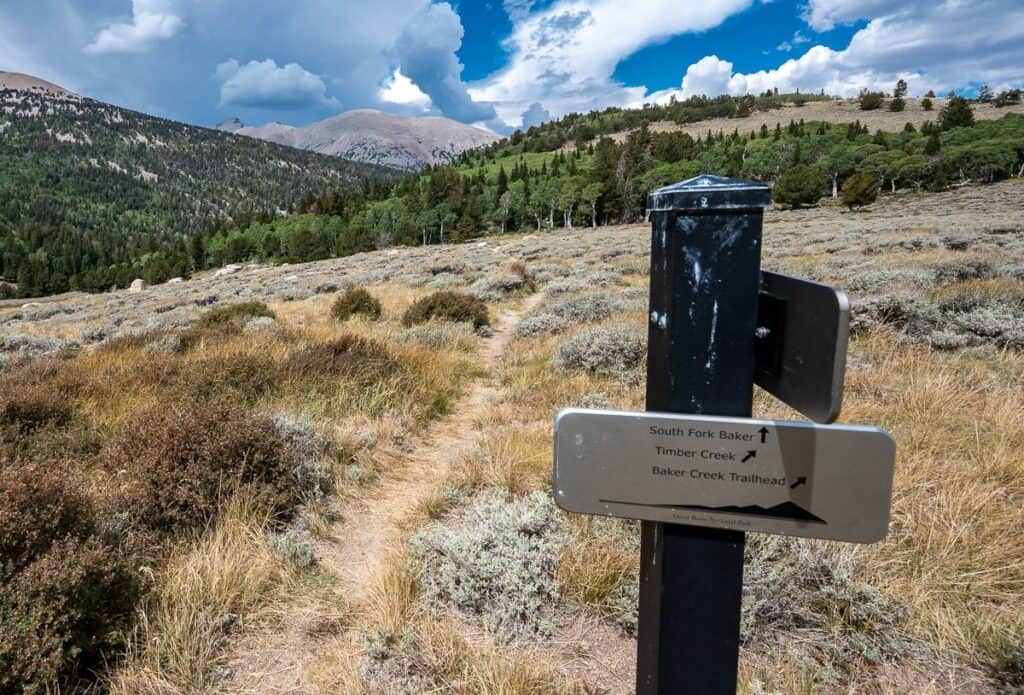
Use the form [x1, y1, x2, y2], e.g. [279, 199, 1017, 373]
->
[790, 476, 807, 489]
[758, 427, 769, 443]
[742, 450, 757, 463]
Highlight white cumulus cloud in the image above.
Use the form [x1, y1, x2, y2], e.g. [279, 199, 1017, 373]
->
[471, 0, 753, 127]
[216, 59, 339, 110]
[651, 0, 1024, 101]
[85, 0, 183, 55]
[378, 68, 432, 109]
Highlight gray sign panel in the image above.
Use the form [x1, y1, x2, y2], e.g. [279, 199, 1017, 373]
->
[554, 408, 895, 543]
[756, 271, 850, 424]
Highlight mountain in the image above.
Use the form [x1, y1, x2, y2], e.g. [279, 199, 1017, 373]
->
[215, 116, 245, 133]
[0, 71, 398, 296]
[237, 109, 501, 171]
[0, 71, 76, 98]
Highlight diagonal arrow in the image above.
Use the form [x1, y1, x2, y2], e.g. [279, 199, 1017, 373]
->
[758, 427, 769, 443]
[741, 450, 757, 463]
[790, 476, 807, 489]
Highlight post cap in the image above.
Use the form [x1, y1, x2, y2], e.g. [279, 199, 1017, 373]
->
[648, 174, 771, 213]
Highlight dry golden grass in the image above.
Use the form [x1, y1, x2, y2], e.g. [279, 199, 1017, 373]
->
[452, 425, 551, 495]
[109, 494, 295, 694]
[841, 331, 1024, 665]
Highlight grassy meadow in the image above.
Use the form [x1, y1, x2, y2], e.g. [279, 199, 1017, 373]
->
[1, 179, 1023, 693]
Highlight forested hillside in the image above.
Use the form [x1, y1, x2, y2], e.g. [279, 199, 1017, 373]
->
[3, 87, 1023, 300]
[191, 97, 1023, 271]
[0, 84, 397, 296]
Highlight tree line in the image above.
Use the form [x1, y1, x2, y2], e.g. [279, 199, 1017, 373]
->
[3, 93, 1022, 299]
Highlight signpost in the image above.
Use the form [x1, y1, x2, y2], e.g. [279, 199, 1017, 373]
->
[551, 175, 896, 694]
[554, 409, 895, 543]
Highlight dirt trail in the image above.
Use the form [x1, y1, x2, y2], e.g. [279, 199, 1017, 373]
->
[224, 292, 544, 694]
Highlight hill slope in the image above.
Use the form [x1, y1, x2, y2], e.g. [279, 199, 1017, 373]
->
[0, 72, 398, 294]
[234, 109, 500, 171]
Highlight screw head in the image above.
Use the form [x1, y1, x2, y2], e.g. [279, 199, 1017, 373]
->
[658, 314, 668, 330]
[650, 310, 659, 324]
[755, 326, 771, 339]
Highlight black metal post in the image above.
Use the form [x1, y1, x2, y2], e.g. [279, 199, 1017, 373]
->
[637, 175, 772, 694]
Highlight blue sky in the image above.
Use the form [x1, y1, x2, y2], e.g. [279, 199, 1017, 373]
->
[1, 0, 1021, 133]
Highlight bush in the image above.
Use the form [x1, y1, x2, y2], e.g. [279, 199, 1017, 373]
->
[412, 492, 566, 637]
[0, 383, 74, 436]
[858, 91, 884, 110]
[921, 97, 934, 111]
[888, 96, 905, 112]
[0, 465, 135, 692]
[103, 401, 297, 538]
[551, 327, 646, 378]
[939, 95, 975, 130]
[286, 334, 399, 386]
[331, 288, 381, 322]
[402, 291, 489, 330]
[773, 165, 826, 209]
[841, 173, 879, 210]
[197, 301, 275, 329]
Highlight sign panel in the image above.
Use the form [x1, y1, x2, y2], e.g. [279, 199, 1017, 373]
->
[554, 408, 895, 543]
[755, 271, 850, 424]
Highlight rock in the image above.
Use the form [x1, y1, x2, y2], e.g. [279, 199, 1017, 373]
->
[129, 278, 147, 292]
[215, 264, 241, 277]
[167, 277, 183, 284]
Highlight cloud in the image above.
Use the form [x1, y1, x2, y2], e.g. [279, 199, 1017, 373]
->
[378, 68, 432, 109]
[503, 0, 540, 21]
[520, 101, 551, 128]
[85, 0, 183, 55]
[802, 0, 915, 32]
[471, 0, 753, 127]
[394, 2, 496, 123]
[216, 59, 339, 110]
[652, 0, 1024, 101]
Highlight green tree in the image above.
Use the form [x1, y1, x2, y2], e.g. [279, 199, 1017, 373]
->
[859, 91, 884, 110]
[939, 96, 975, 130]
[581, 182, 603, 228]
[889, 96, 905, 112]
[772, 164, 826, 209]
[841, 173, 878, 210]
[894, 79, 908, 98]
[921, 97, 934, 111]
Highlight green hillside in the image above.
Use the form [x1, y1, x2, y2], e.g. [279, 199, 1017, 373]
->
[0, 87, 397, 296]
[194, 98, 1022, 271]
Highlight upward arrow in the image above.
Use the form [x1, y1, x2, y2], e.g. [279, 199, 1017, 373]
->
[758, 427, 769, 443]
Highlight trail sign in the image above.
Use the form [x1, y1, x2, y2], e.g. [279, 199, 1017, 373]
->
[755, 271, 850, 423]
[551, 174, 898, 695]
[554, 408, 895, 543]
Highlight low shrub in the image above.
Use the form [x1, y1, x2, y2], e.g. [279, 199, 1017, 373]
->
[742, 535, 910, 667]
[551, 327, 647, 378]
[545, 292, 619, 323]
[0, 383, 74, 436]
[182, 353, 281, 403]
[412, 492, 566, 638]
[395, 322, 478, 351]
[929, 278, 1024, 313]
[197, 301, 275, 330]
[0, 465, 135, 693]
[402, 291, 489, 330]
[286, 334, 399, 386]
[103, 401, 297, 539]
[841, 173, 879, 210]
[331, 288, 382, 322]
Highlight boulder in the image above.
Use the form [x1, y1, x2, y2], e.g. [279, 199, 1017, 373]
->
[167, 277, 184, 284]
[129, 278, 147, 292]
[215, 264, 242, 277]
